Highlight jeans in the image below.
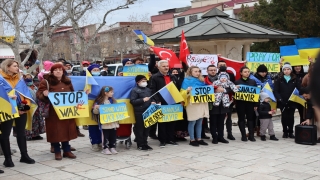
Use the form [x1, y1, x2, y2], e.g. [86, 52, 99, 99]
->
[52, 141, 70, 153]
[188, 118, 203, 141]
[89, 125, 102, 145]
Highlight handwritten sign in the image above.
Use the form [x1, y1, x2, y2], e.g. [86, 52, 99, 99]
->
[247, 52, 280, 63]
[247, 62, 280, 72]
[234, 85, 261, 102]
[48, 91, 89, 120]
[143, 104, 164, 128]
[158, 104, 183, 123]
[186, 54, 218, 75]
[99, 103, 129, 124]
[123, 64, 149, 79]
[191, 86, 215, 103]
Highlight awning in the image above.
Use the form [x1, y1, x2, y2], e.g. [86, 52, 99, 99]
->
[0, 48, 15, 59]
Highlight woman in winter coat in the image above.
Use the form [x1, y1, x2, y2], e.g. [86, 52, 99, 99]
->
[36, 63, 78, 160]
[274, 62, 301, 138]
[292, 65, 306, 123]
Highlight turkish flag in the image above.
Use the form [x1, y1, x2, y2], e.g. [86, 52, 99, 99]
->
[151, 47, 181, 68]
[218, 56, 246, 80]
[179, 30, 190, 65]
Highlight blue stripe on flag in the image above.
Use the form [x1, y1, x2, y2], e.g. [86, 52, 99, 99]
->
[280, 45, 299, 56]
[159, 87, 176, 105]
[294, 38, 320, 49]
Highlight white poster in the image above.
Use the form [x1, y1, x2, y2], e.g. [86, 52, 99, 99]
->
[186, 54, 218, 75]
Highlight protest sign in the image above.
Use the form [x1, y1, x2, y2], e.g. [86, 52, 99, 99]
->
[246, 52, 280, 63]
[234, 85, 261, 102]
[123, 64, 149, 79]
[99, 102, 129, 124]
[191, 86, 215, 103]
[48, 91, 89, 120]
[246, 62, 280, 72]
[158, 104, 183, 123]
[142, 104, 164, 128]
[186, 54, 218, 75]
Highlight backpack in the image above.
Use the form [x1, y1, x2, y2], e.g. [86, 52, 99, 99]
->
[38, 80, 50, 118]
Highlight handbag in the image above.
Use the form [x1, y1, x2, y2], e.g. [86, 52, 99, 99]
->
[38, 80, 50, 118]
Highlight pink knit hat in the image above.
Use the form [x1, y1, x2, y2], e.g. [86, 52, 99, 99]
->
[43, 61, 54, 71]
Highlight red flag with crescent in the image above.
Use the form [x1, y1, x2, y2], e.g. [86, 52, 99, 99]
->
[179, 30, 190, 65]
[151, 47, 181, 68]
[218, 56, 246, 80]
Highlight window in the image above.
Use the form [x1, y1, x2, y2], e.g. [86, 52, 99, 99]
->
[189, 15, 198, 23]
[177, 17, 185, 26]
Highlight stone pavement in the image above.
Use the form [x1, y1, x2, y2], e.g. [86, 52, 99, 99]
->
[0, 115, 319, 180]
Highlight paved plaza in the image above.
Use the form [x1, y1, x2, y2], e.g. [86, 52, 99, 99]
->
[0, 114, 319, 180]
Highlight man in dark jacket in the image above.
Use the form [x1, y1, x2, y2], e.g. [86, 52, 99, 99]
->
[150, 60, 179, 147]
[130, 75, 153, 151]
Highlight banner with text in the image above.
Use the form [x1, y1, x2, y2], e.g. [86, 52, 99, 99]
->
[123, 64, 149, 79]
[191, 86, 215, 103]
[246, 52, 280, 72]
[158, 104, 184, 123]
[234, 85, 261, 102]
[186, 54, 218, 75]
[48, 91, 89, 120]
[99, 102, 129, 124]
[142, 104, 164, 128]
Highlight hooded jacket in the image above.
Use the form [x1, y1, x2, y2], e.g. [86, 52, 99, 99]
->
[258, 92, 272, 119]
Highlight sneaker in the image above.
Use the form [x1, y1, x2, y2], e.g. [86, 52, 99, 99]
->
[189, 141, 199, 147]
[166, 141, 178, 146]
[288, 133, 295, 139]
[145, 145, 153, 151]
[101, 148, 112, 155]
[261, 135, 266, 141]
[91, 144, 100, 152]
[137, 146, 148, 151]
[110, 148, 118, 154]
[159, 143, 166, 148]
[197, 140, 209, 145]
[270, 135, 279, 141]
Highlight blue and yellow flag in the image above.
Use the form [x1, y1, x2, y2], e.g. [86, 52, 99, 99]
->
[294, 38, 320, 61]
[84, 69, 98, 94]
[70, 76, 136, 125]
[0, 85, 16, 117]
[159, 82, 184, 105]
[289, 88, 306, 107]
[262, 82, 276, 102]
[181, 77, 206, 106]
[280, 45, 309, 66]
[133, 30, 155, 46]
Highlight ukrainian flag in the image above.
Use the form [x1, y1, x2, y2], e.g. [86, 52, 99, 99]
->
[180, 76, 206, 106]
[84, 69, 98, 94]
[262, 82, 276, 102]
[280, 45, 309, 66]
[133, 30, 155, 46]
[70, 76, 137, 125]
[289, 88, 306, 107]
[0, 85, 16, 116]
[158, 82, 184, 105]
[294, 38, 320, 61]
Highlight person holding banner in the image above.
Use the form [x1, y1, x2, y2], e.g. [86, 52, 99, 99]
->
[130, 75, 153, 151]
[0, 59, 36, 167]
[181, 66, 209, 147]
[92, 86, 119, 155]
[36, 63, 78, 160]
[234, 66, 259, 142]
[274, 62, 301, 139]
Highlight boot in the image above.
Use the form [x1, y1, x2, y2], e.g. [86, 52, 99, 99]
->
[282, 133, 288, 138]
[288, 133, 295, 139]
[248, 122, 256, 142]
[227, 133, 236, 140]
[55, 152, 62, 160]
[17, 136, 35, 164]
[0, 169, 3, 173]
[77, 129, 85, 137]
[256, 127, 261, 137]
[1, 139, 14, 167]
[260, 135, 266, 141]
[238, 121, 247, 142]
[270, 135, 279, 141]
[63, 152, 76, 159]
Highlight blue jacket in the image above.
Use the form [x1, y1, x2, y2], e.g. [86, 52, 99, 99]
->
[249, 73, 274, 90]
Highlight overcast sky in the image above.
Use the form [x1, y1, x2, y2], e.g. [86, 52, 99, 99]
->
[94, 0, 190, 25]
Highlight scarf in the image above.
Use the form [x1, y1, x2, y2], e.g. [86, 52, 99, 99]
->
[284, 75, 291, 82]
[181, 76, 206, 90]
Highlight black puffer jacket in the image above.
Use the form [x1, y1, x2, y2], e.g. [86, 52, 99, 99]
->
[130, 86, 152, 113]
[274, 75, 301, 108]
[258, 102, 272, 119]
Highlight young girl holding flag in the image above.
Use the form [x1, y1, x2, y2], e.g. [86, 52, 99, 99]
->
[180, 66, 209, 147]
[93, 86, 119, 155]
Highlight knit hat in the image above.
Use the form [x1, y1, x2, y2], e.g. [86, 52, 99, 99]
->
[256, 64, 268, 73]
[122, 58, 131, 66]
[282, 62, 292, 71]
[135, 75, 146, 83]
[87, 64, 100, 72]
[43, 61, 54, 71]
[218, 72, 229, 80]
[260, 92, 270, 102]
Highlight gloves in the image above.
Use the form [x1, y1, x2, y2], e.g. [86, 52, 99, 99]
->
[18, 104, 30, 111]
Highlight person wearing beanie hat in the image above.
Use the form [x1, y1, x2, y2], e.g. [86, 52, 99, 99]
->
[87, 64, 101, 76]
[38, 61, 54, 81]
[258, 92, 278, 141]
[122, 58, 132, 66]
[274, 61, 301, 139]
[130, 75, 153, 151]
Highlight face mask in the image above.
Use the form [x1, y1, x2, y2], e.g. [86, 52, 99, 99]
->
[92, 72, 100, 76]
[139, 82, 148, 87]
[83, 67, 87, 71]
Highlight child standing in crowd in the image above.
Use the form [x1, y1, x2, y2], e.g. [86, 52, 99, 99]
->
[93, 86, 119, 155]
[258, 92, 279, 141]
[130, 75, 153, 151]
